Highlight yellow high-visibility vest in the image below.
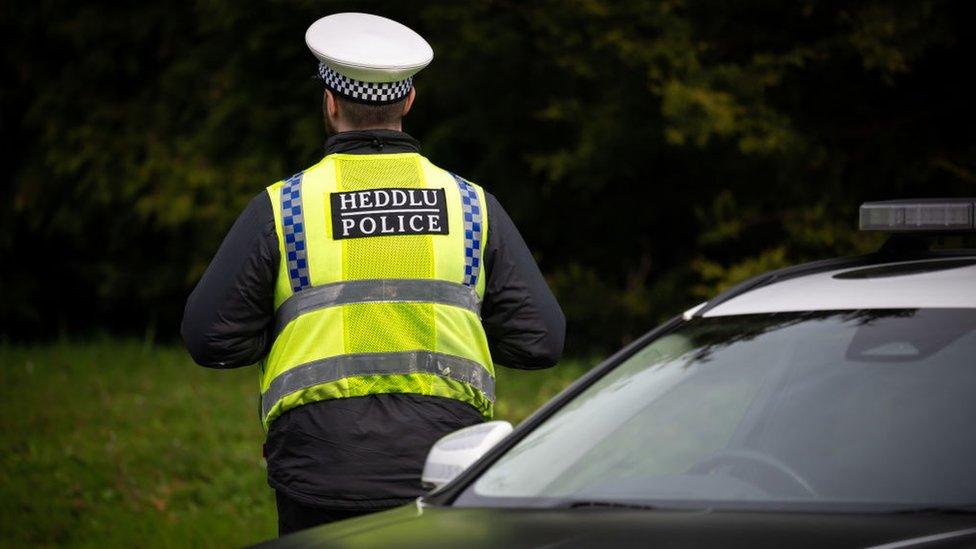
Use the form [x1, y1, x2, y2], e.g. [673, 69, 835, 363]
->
[259, 151, 493, 430]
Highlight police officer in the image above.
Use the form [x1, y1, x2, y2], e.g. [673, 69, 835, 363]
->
[181, 13, 565, 536]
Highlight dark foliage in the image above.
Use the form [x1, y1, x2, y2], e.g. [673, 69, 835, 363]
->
[3, 0, 973, 353]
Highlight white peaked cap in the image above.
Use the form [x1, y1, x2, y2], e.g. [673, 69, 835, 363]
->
[306, 13, 433, 100]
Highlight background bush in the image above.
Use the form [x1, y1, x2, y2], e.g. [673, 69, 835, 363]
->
[3, 0, 974, 352]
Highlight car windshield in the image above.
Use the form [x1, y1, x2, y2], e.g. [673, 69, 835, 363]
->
[455, 309, 976, 512]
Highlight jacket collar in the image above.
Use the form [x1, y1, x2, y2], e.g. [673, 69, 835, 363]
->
[324, 129, 421, 155]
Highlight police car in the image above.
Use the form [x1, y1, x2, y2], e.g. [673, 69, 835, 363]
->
[266, 199, 976, 548]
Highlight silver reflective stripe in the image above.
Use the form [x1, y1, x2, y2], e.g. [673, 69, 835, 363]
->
[261, 351, 495, 419]
[274, 279, 481, 337]
[866, 528, 976, 549]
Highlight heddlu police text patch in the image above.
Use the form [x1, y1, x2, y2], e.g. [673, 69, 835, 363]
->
[330, 188, 449, 239]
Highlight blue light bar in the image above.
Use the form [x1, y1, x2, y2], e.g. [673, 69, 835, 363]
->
[859, 199, 975, 232]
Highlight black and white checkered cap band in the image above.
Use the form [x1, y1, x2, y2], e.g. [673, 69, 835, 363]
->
[317, 62, 413, 104]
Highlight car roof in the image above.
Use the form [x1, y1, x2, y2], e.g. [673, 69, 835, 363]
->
[699, 255, 976, 317]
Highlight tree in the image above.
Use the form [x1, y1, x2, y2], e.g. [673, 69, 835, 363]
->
[3, 0, 973, 353]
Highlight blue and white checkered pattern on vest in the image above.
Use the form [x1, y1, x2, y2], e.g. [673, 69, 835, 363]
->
[281, 172, 310, 293]
[452, 174, 483, 288]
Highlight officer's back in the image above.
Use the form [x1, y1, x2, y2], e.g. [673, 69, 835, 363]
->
[181, 13, 564, 536]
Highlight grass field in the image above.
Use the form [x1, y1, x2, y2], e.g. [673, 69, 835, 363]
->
[0, 341, 593, 547]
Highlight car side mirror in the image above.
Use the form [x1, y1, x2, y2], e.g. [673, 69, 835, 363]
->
[421, 420, 513, 491]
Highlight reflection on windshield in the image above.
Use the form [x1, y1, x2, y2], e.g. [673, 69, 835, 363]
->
[459, 309, 976, 510]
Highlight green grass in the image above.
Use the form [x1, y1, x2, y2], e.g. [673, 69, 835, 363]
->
[0, 340, 593, 547]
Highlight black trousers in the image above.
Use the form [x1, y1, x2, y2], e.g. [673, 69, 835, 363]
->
[275, 491, 386, 536]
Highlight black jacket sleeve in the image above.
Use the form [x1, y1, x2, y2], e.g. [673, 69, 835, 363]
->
[181, 192, 279, 368]
[481, 193, 565, 369]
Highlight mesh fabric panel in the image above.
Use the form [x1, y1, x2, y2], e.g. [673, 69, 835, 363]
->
[336, 156, 436, 353]
[343, 302, 435, 354]
[336, 155, 421, 191]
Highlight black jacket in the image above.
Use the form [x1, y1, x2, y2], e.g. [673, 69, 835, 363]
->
[181, 130, 565, 509]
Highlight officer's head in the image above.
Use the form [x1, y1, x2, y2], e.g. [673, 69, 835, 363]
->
[306, 13, 432, 136]
[322, 87, 416, 136]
